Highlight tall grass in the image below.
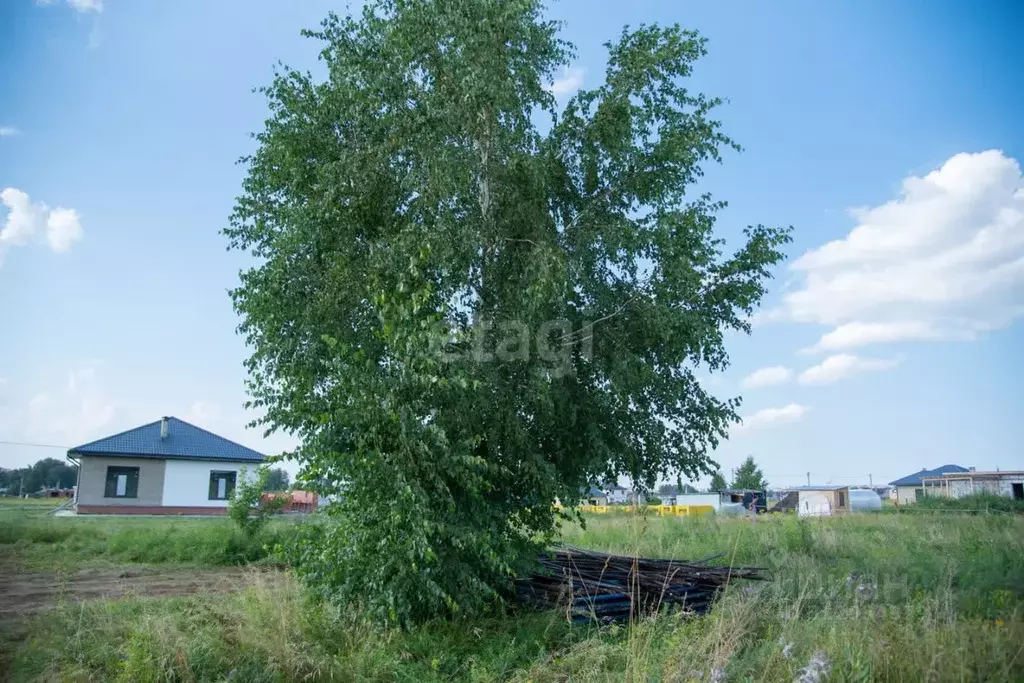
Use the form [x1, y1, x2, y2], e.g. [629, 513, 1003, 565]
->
[906, 492, 1024, 514]
[1, 514, 289, 569]
[6, 512, 1024, 681]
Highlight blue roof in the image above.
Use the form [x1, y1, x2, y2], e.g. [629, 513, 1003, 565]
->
[889, 464, 968, 487]
[68, 417, 265, 463]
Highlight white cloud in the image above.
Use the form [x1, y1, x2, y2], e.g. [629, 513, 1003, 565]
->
[546, 67, 584, 95]
[774, 150, 1024, 350]
[0, 187, 84, 265]
[46, 208, 84, 251]
[67, 0, 103, 12]
[806, 321, 952, 352]
[740, 365, 793, 389]
[2, 363, 116, 447]
[798, 354, 901, 385]
[36, 0, 103, 13]
[0, 189, 43, 246]
[0, 126, 18, 138]
[736, 403, 809, 430]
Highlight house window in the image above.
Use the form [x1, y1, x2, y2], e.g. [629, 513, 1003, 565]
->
[209, 471, 237, 500]
[104, 466, 139, 498]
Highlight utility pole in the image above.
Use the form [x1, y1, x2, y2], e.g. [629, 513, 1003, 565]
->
[869, 474, 873, 487]
[806, 471, 810, 487]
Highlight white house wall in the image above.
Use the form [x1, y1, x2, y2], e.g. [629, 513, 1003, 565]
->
[949, 479, 974, 498]
[798, 491, 833, 517]
[894, 485, 920, 505]
[606, 490, 629, 504]
[161, 459, 257, 508]
[948, 477, 1021, 499]
[674, 494, 720, 510]
[999, 476, 1024, 497]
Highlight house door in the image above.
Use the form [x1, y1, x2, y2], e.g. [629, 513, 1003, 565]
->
[1013, 483, 1023, 500]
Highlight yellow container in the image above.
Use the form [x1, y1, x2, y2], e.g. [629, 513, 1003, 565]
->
[687, 505, 714, 517]
[672, 505, 689, 516]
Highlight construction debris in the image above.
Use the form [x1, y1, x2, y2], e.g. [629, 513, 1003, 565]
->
[514, 547, 769, 623]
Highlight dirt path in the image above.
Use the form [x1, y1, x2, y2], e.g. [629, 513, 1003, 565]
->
[0, 565, 274, 617]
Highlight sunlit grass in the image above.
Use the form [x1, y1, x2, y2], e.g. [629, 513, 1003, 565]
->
[5, 509, 1024, 681]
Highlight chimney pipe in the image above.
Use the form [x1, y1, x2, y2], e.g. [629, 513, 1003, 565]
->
[160, 417, 169, 440]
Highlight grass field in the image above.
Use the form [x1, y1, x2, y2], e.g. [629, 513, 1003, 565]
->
[2, 501, 1022, 682]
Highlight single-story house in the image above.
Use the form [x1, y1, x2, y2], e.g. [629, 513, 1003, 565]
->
[888, 465, 969, 505]
[773, 486, 851, 517]
[605, 485, 630, 505]
[67, 416, 265, 515]
[920, 470, 1024, 501]
[583, 486, 608, 506]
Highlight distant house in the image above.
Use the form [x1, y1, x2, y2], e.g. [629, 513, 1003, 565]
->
[888, 465, 969, 505]
[719, 489, 767, 513]
[627, 490, 647, 506]
[669, 493, 720, 510]
[774, 485, 851, 517]
[67, 416, 264, 515]
[920, 470, 1024, 501]
[583, 486, 608, 506]
[605, 485, 629, 505]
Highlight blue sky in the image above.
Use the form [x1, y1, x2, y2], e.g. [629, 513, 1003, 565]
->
[1, 0, 1022, 487]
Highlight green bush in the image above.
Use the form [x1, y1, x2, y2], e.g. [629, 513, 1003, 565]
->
[908, 493, 1024, 514]
[227, 466, 288, 537]
[1, 514, 291, 569]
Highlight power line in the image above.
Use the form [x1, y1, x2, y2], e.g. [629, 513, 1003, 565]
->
[0, 440, 70, 450]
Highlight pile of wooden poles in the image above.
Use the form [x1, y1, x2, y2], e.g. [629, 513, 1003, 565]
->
[514, 547, 769, 623]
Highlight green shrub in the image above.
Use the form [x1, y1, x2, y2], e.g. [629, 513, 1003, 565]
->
[228, 466, 288, 537]
[909, 493, 1024, 514]
[0, 514, 292, 569]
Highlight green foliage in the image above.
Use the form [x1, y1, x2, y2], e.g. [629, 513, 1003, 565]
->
[709, 471, 727, 491]
[0, 514, 287, 569]
[228, 467, 288, 538]
[226, 0, 790, 624]
[263, 467, 291, 492]
[907, 493, 1024, 515]
[658, 481, 698, 496]
[0, 458, 78, 494]
[730, 455, 768, 490]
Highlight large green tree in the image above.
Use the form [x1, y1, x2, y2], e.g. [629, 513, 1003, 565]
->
[262, 467, 291, 492]
[1, 458, 78, 494]
[227, 0, 790, 624]
[731, 455, 768, 490]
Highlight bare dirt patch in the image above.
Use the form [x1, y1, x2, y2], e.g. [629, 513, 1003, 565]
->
[0, 564, 276, 617]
